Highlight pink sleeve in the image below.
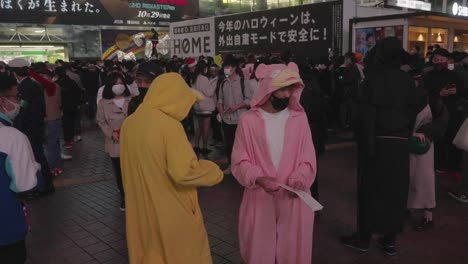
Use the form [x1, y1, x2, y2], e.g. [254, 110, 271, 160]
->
[287, 117, 317, 188]
[231, 116, 264, 189]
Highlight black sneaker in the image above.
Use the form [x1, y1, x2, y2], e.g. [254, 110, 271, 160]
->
[120, 201, 126, 212]
[377, 237, 397, 256]
[414, 218, 434, 232]
[340, 234, 370, 253]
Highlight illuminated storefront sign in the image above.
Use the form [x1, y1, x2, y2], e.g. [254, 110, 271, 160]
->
[386, 0, 432, 11]
[452, 2, 468, 17]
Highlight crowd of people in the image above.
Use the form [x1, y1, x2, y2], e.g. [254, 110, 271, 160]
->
[0, 36, 467, 264]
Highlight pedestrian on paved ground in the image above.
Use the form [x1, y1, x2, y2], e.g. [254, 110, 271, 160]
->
[449, 99, 468, 203]
[120, 73, 223, 264]
[341, 37, 420, 256]
[422, 48, 465, 176]
[81, 64, 101, 121]
[0, 74, 39, 264]
[31, 66, 68, 177]
[96, 75, 131, 211]
[299, 63, 327, 201]
[218, 56, 253, 174]
[407, 88, 449, 231]
[232, 62, 317, 264]
[209, 65, 224, 148]
[55, 67, 82, 150]
[8, 58, 55, 197]
[127, 61, 163, 116]
[191, 60, 217, 156]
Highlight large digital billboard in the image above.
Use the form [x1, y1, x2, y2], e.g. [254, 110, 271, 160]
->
[214, 1, 343, 60]
[0, 0, 198, 27]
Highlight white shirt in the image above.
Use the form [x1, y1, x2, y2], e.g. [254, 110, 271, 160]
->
[113, 98, 125, 109]
[260, 108, 290, 171]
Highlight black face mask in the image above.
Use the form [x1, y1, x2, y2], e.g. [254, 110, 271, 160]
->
[138, 87, 148, 97]
[271, 95, 290, 111]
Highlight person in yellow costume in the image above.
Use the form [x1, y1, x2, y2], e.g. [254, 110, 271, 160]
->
[120, 72, 224, 264]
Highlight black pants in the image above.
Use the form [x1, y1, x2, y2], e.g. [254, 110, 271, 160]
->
[211, 113, 223, 143]
[311, 172, 319, 201]
[111, 157, 124, 199]
[435, 138, 463, 172]
[86, 96, 97, 120]
[0, 240, 26, 264]
[62, 109, 78, 142]
[75, 106, 82, 135]
[357, 138, 409, 243]
[31, 139, 54, 192]
[222, 123, 237, 164]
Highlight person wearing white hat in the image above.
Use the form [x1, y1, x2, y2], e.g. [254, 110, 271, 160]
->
[8, 58, 55, 197]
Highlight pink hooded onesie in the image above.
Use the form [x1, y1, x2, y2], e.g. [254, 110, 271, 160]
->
[232, 63, 317, 264]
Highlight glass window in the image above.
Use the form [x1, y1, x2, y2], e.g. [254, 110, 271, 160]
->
[408, 26, 429, 55]
[454, 30, 468, 52]
[430, 28, 449, 50]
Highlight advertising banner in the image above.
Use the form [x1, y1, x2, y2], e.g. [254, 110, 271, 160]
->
[170, 17, 215, 58]
[385, 0, 432, 11]
[355, 25, 404, 57]
[214, 1, 343, 60]
[101, 29, 168, 60]
[0, 0, 199, 27]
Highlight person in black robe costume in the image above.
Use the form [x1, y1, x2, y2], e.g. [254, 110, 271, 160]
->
[341, 37, 421, 256]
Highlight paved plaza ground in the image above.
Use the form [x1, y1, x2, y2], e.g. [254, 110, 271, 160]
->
[24, 124, 468, 264]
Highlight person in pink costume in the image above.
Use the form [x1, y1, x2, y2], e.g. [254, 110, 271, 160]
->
[232, 62, 317, 264]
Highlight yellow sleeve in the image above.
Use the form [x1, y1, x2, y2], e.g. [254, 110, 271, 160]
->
[165, 122, 223, 187]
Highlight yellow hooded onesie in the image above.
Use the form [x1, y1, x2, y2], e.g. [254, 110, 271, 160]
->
[120, 73, 224, 264]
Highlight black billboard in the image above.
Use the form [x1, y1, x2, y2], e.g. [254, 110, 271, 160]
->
[214, 1, 343, 60]
[0, 0, 199, 27]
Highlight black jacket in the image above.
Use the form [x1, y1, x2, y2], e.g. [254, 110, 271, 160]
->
[57, 77, 82, 112]
[81, 70, 101, 97]
[423, 68, 466, 139]
[355, 69, 419, 156]
[300, 72, 328, 155]
[14, 77, 46, 144]
[128, 89, 147, 116]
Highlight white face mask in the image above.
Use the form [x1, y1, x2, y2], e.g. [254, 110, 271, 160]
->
[3, 100, 21, 121]
[112, 84, 126, 96]
[448, 64, 455, 71]
[224, 67, 232, 77]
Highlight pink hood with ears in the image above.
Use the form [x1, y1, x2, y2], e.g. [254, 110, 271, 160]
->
[250, 63, 304, 111]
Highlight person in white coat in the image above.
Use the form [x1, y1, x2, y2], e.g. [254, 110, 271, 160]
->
[191, 61, 217, 156]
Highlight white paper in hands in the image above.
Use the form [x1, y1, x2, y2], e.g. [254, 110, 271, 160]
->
[278, 183, 324, 212]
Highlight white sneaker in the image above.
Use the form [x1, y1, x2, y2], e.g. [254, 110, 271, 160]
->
[61, 154, 73, 161]
[75, 135, 82, 142]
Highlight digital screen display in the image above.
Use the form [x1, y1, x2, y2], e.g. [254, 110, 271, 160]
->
[0, 0, 198, 26]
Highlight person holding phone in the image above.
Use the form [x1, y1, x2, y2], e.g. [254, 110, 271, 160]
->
[422, 48, 466, 176]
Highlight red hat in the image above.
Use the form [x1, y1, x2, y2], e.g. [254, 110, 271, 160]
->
[185, 57, 197, 68]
